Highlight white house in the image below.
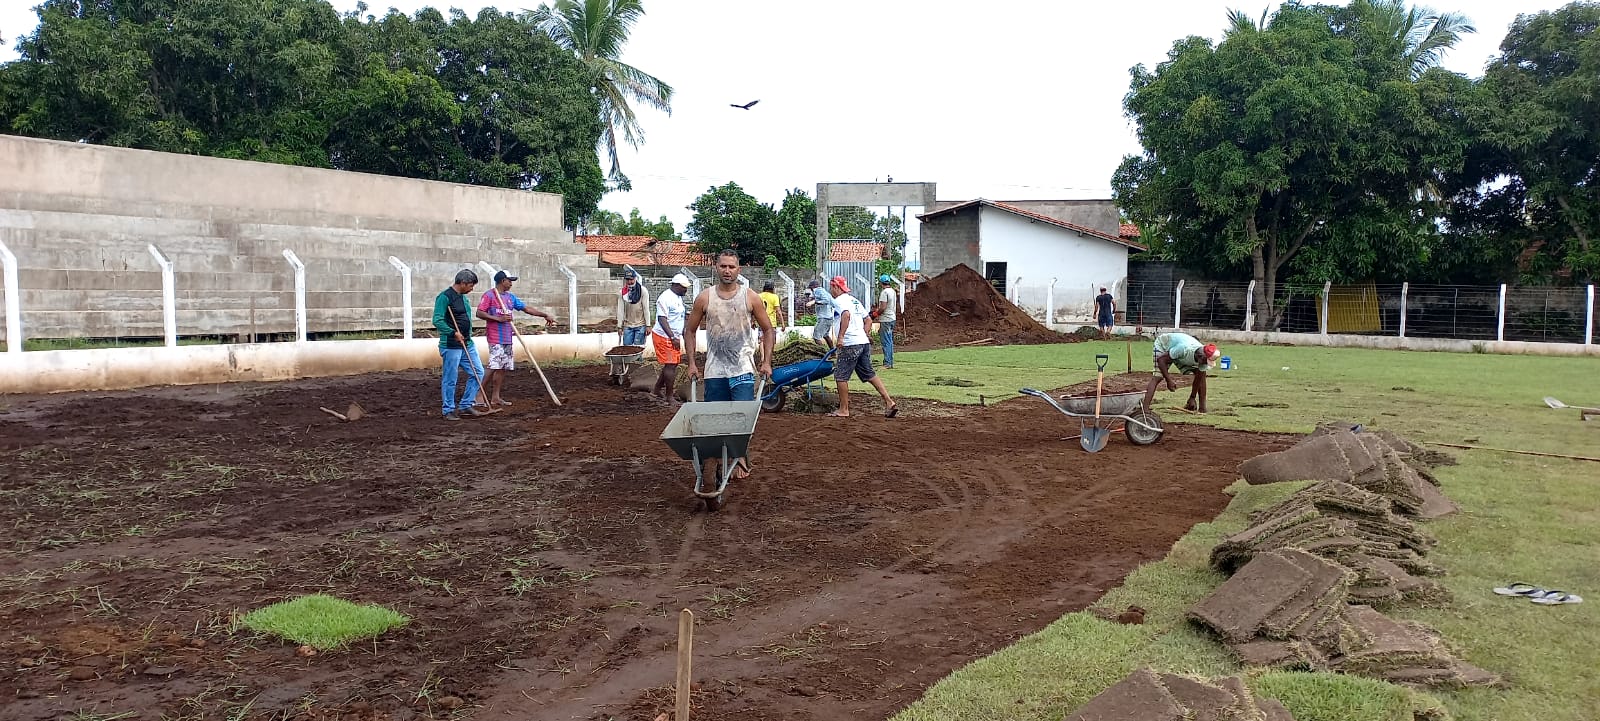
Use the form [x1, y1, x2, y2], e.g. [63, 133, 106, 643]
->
[916, 199, 1146, 323]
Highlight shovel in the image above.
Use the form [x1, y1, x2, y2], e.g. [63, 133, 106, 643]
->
[1082, 354, 1111, 453]
[1544, 397, 1600, 413]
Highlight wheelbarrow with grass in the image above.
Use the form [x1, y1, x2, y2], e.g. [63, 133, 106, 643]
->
[1021, 354, 1165, 452]
[759, 347, 838, 412]
[659, 379, 766, 511]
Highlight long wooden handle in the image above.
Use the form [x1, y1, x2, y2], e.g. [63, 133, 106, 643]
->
[676, 609, 694, 721]
[1094, 371, 1104, 418]
[1427, 442, 1600, 463]
[496, 288, 562, 407]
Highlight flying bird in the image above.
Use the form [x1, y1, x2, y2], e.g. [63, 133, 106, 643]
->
[730, 100, 760, 110]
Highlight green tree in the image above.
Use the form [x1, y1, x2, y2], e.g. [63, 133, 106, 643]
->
[774, 189, 818, 267]
[1113, 3, 1471, 329]
[612, 208, 680, 240]
[1474, 3, 1600, 281]
[532, 0, 672, 187]
[684, 182, 778, 264]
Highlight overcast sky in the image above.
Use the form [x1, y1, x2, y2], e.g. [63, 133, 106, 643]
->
[0, 0, 1569, 252]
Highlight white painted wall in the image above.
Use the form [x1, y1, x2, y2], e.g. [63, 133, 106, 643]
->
[977, 207, 1129, 321]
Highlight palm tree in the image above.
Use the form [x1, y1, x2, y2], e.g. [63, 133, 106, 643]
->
[1349, 0, 1475, 78]
[531, 0, 673, 186]
[1223, 7, 1269, 36]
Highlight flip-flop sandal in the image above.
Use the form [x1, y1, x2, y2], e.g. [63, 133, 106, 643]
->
[1493, 582, 1547, 597]
[826, 411, 849, 418]
[497, 399, 512, 406]
[884, 405, 899, 418]
[1531, 592, 1583, 605]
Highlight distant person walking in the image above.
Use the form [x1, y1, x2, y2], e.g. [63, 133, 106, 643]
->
[619, 270, 648, 346]
[652, 274, 693, 402]
[433, 269, 489, 420]
[686, 251, 776, 477]
[1095, 287, 1116, 338]
[826, 276, 898, 418]
[759, 280, 784, 328]
[872, 274, 898, 368]
[477, 270, 556, 407]
[807, 279, 836, 345]
[1144, 331, 1221, 414]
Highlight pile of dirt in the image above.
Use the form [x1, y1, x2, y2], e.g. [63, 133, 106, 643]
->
[1063, 668, 1294, 721]
[899, 264, 1075, 350]
[1188, 549, 1499, 688]
[1239, 426, 1457, 519]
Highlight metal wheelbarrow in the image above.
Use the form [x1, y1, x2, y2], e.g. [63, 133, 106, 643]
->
[604, 345, 645, 385]
[659, 379, 767, 511]
[759, 347, 837, 412]
[1018, 388, 1166, 449]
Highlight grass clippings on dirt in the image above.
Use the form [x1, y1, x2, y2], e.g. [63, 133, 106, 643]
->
[891, 341, 1599, 721]
[241, 594, 408, 649]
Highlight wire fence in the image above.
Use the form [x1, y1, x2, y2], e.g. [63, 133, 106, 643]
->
[1006, 278, 1596, 346]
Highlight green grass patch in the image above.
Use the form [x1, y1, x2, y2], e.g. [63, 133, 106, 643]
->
[890, 342, 1599, 721]
[240, 594, 409, 649]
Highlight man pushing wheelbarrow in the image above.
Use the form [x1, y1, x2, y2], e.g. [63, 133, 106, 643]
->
[1145, 332, 1221, 414]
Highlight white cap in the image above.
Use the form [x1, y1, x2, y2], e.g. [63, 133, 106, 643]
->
[671, 273, 693, 287]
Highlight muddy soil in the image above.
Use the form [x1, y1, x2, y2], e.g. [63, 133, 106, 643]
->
[0, 365, 1290, 721]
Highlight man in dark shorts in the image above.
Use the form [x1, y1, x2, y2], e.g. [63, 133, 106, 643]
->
[825, 276, 898, 418]
[1095, 286, 1116, 338]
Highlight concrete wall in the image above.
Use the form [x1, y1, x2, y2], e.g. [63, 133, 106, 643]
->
[979, 206, 1129, 320]
[918, 204, 981, 276]
[0, 135, 619, 341]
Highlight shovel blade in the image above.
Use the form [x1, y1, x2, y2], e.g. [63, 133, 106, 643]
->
[1080, 427, 1110, 453]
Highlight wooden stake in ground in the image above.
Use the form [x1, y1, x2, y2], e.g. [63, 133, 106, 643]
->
[676, 608, 694, 721]
[491, 288, 562, 406]
[1126, 340, 1132, 374]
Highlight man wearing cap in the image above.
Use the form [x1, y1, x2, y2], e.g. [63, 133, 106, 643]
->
[432, 269, 489, 420]
[871, 274, 899, 368]
[619, 270, 648, 347]
[827, 275, 898, 418]
[1144, 331, 1220, 414]
[806, 279, 837, 345]
[652, 274, 693, 402]
[477, 270, 556, 407]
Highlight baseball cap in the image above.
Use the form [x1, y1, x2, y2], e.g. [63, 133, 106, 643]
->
[670, 273, 693, 287]
[1202, 344, 1221, 364]
[493, 270, 518, 283]
[624, 269, 637, 278]
[807, 280, 820, 289]
[830, 275, 849, 291]
[879, 274, 892, 283]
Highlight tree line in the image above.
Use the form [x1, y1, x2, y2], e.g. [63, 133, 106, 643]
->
[0, 0, 673, 229]
[683, 183, 907, 270]
[1114, 1, 1599, 329]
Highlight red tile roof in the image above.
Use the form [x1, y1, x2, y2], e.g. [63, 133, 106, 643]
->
[578, 235, 711, 267]
[1120, 223, 1141, 240]
[828, 242, 884, 261]
[917, 200, 1148, 251]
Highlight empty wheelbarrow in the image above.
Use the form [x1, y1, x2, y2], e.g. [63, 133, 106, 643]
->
[1019, 387, 1166, 449]
[659, 379, 766, 511]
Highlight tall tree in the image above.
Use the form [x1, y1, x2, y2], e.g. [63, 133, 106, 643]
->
[774, 189, 818, 267]
[1113, 3, 1470, 329]
[684, 182, 778, 264]
[531, 0, 672, 188]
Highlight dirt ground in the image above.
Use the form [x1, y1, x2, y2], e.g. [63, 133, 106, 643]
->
[0, 365, 1290, 721]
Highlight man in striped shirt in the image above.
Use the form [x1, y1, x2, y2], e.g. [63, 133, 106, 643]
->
[477, 270, 556, 407]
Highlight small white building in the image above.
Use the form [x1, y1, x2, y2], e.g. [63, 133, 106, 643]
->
[916, 199, 1145, 323]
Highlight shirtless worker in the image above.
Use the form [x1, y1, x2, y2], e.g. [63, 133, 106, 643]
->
[1144, 331, 1221, 413]
[686, 250, 776, 478]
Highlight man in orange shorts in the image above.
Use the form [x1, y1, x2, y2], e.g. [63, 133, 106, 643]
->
[652, 274, 693, 401]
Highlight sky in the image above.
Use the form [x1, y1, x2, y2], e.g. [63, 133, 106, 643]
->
[0, 0, 1570, 257]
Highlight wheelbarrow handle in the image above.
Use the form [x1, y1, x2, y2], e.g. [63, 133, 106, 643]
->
[1095, 354, 1109, 372]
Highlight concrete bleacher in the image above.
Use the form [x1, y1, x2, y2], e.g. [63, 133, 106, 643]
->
[0, 135, 618, 341]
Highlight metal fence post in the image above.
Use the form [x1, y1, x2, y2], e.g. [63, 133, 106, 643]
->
[388, 256, 412, 339]
[1399, 282, 1408, 338]
[1321, 281, 1332, 335]
[1580, 284, 1593, 346]
[1243, 279, 1256, 331]
[1046, 278, 1057, 326]
[776, 270, 794, 327]
[1174, 279, 1185, 329]
[679, 266, 702, 297]
[147, 244, 176, 347]
[1, 239, 21, 353]
[282, 249, 307, 342]
[557, 264, 578, 335]
[1497, 283, 1507, 342]
[854, 273, 870, 303]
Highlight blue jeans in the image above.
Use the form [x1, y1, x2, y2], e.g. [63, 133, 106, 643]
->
[622, 325, 648, 346]
[704, 373, 756, 401]
[878, 320, 896, 367]
[440, 345, 484, 415]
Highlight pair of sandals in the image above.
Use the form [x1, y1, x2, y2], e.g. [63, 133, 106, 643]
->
[1493, 583, 1584, 605]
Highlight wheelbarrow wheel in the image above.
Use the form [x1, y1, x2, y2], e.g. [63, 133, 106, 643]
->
[761, 391, 785, 413]
[702, 492, 724, 512]
[1125, 411, 1165, 446]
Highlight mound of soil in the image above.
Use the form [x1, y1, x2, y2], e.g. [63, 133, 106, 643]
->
[899, 264, 1075, 350]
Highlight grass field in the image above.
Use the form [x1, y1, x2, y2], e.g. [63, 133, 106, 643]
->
[881, 341, 1599, 721]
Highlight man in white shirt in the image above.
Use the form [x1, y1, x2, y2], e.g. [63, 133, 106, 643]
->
[826, 276, 898, 418]
[872, 274, 899, 368]
[651, 274, 692, 402]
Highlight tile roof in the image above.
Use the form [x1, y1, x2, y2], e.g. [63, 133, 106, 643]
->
[578, 235, 711, 267]
[827, 242, 885, 261]
[917, 200, 1148, 251]
[1120, 223, 1141, 240]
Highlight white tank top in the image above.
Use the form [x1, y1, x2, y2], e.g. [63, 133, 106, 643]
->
[703, 286, 756, 379]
